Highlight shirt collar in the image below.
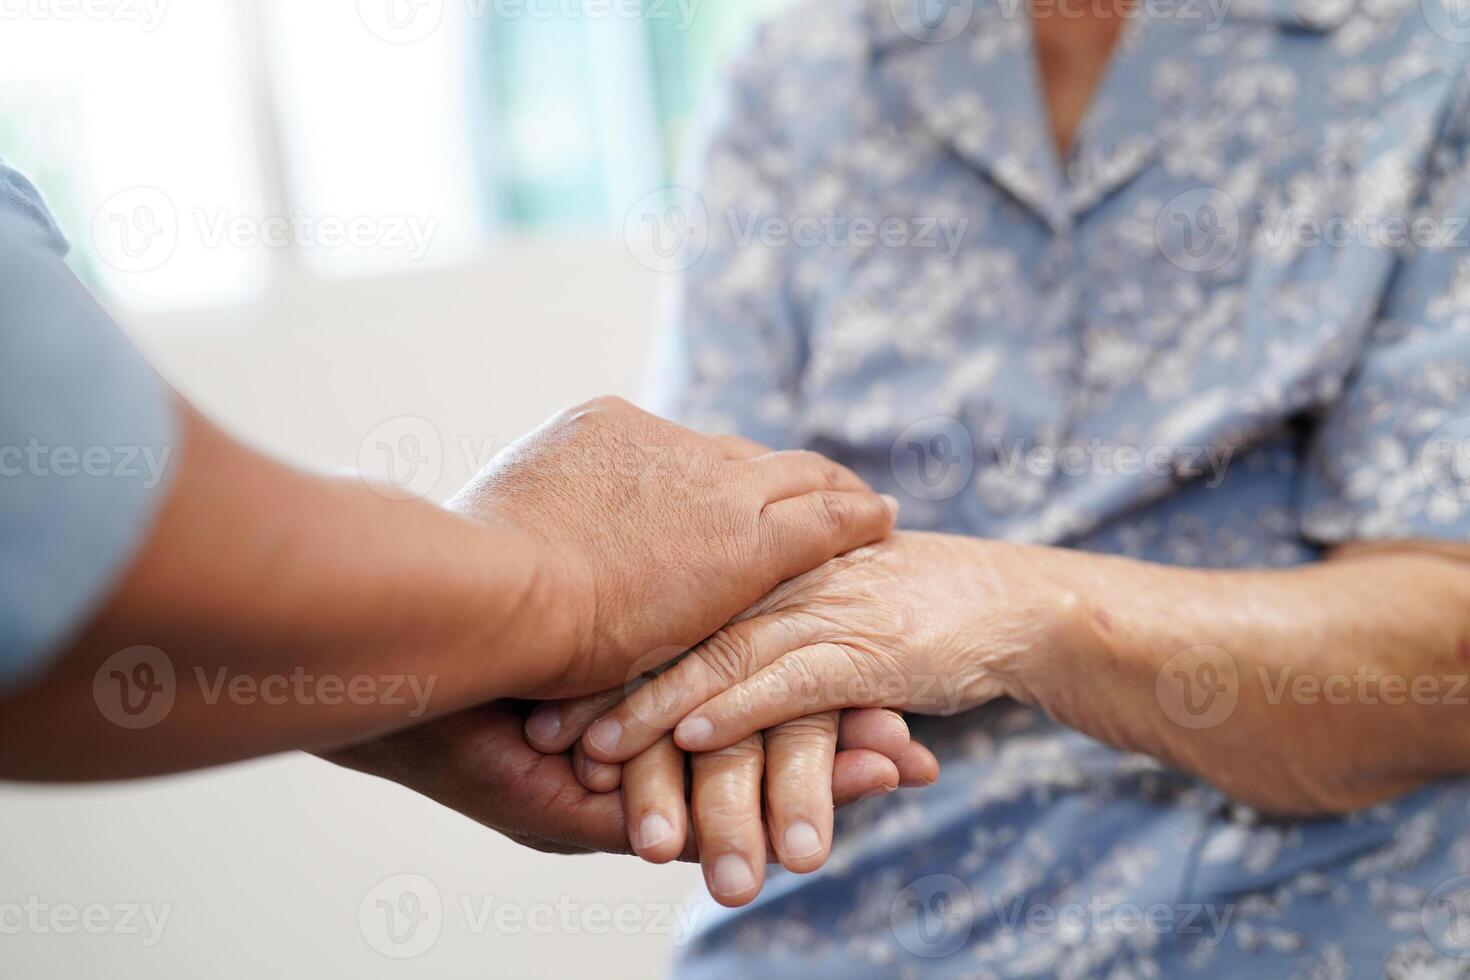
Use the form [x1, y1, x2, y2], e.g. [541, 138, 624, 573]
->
[863, 0, 1346, 230]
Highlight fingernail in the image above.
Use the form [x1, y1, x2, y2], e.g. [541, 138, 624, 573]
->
[783, 821, 822, 860]
[711, 854, 755, 897]
[524, 706, 561, 747]
[881, 494, 901, 516]
[637, 813, 675, 851]
[677, 716, 714, 748]
[585, 716, 622, 755]
[860, 785, 896, 801]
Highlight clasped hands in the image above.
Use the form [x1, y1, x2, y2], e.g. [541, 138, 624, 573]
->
[518, 530, 1039, 905]
[326, 398, 1030, 908]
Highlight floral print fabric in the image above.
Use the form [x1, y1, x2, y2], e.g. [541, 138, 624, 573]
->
[648, 0, 1470, 974]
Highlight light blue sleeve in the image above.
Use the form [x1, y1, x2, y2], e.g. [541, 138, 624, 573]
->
[0, 162, 178, 692]
[1295, 91, 1470, 545]
[642, 37, 806, 447]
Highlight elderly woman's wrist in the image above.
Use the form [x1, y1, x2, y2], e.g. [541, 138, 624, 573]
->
[952, 539, 1097, 708]
[997, 582, 1094, 707]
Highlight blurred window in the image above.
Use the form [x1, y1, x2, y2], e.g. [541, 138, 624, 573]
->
[0, 0, 790, 312]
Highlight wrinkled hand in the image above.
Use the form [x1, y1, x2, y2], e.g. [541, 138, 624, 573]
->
[526, 701, 938, 906]
[319, 703, 930, 869]
[573, 532, 1072, 761]
[448, 397, 897, 698]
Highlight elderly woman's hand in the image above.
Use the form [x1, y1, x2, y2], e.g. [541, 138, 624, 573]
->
[571, 531, 1470, 818]
[568, 532, 1078, 758]
[527, 703, 938, 906]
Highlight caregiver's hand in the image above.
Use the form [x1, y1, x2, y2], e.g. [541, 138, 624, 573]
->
[0, 396, 895, 781]
[320, 704, 928, 867]
[451, 398, 898, 699]
[572, 532, 1067, 760]
[323, 703, 631, 856]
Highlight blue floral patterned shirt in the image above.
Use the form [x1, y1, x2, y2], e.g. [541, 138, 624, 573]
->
[646, 0, 1470, 975]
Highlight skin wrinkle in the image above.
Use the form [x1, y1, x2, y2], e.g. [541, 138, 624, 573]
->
[572, 532, 1470, 823]
[1036, 543, 1470, 815]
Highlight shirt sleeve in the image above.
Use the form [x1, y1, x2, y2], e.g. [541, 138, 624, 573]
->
[641, 36, 806, 447]
[1296, 95, 1470, 546]
[0, 162, 178, 692]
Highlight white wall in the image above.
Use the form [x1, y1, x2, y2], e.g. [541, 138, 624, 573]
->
[0, 240, 705, 979]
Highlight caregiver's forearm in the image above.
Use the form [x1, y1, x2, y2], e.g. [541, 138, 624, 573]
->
[1002, 540, 1470, 816]
[0, 403, 565, 780]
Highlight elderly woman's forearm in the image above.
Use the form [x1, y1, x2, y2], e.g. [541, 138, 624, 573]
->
[1006, 543, 1470, 816]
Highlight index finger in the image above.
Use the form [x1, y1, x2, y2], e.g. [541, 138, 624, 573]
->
[757, 490, 898, 587]
[581, 614, 806, 763]
[749, 449, 874, 502]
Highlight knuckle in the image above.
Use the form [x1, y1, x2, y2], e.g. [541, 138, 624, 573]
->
[715, 433, 755, 451]
[845, 652, 895, 706]
[571, 395, 630, 418]
[707, 734, 765, 763]
[781, 651, 828, 709]
[695, 800, 763, 835]
[814, 491, 852, 534]
[693, 630, 758, 686]
[636, 670, 697, 722]
[592, 394, 631, 411]
[796, 450, 844, 489]
[770, 715, 837, 745]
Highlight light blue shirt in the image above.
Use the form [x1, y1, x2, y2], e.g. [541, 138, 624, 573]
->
[652, 0, 1470, 975]
[0, 162, 176, 691]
